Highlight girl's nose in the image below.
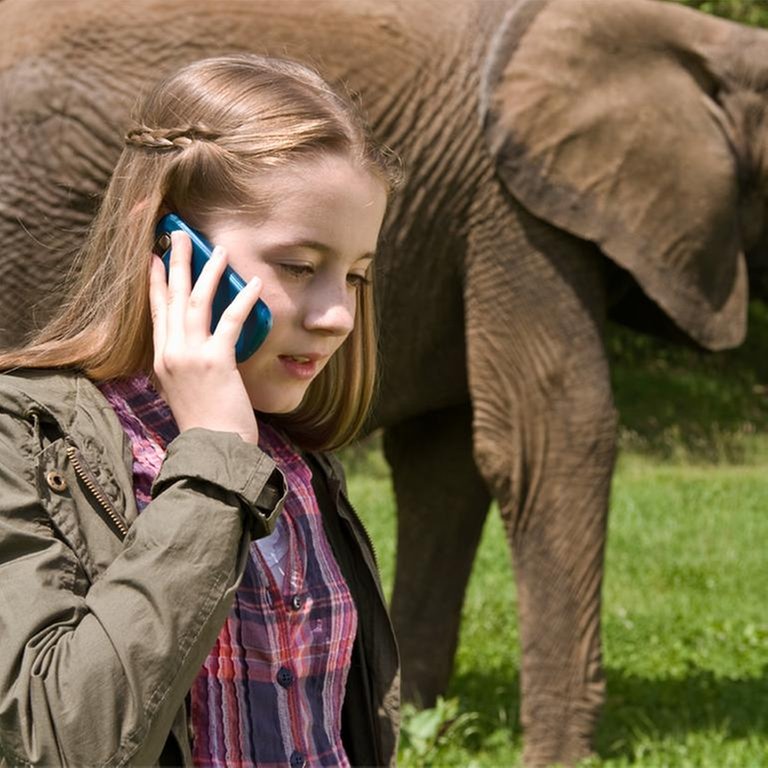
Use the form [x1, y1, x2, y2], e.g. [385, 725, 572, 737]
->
[303, 285, 356, 336]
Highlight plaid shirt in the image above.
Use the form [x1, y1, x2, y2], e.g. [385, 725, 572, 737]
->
[99, 375, 357, 767]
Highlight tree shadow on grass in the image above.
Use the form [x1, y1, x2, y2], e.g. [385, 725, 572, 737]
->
[445, 664, 768, 757]
[447, 667, 522, 741]
[597, 665, 768, 758]
[607, 302, 768, 463]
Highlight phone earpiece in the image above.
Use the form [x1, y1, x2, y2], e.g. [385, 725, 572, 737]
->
[153, 232, 173, 256]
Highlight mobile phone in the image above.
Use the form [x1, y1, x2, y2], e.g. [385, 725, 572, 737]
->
[154, 213, 272, 362]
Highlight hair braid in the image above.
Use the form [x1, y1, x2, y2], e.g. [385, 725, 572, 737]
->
[124, 124, 221, 150]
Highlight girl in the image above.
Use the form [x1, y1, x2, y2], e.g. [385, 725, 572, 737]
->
[0, 55, 400, 767]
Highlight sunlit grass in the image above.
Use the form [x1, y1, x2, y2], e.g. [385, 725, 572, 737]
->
[343, 441, 768, 766]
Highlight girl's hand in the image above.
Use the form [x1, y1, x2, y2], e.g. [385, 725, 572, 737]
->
[148, 230, 263, 444]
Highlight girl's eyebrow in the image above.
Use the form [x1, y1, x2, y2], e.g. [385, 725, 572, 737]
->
[268, 239, 376, 262]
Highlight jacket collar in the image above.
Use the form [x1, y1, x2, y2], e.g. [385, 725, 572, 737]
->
[0, 368, 135, 470]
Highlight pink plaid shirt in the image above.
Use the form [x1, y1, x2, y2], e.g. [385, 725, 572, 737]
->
[99, 374, 357, 767]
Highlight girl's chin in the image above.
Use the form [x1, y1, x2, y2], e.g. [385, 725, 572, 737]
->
[249, 388, 309, 415]
[262, 403, 302, 415]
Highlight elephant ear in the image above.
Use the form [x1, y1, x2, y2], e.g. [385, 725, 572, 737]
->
[481, 0, 747, 350]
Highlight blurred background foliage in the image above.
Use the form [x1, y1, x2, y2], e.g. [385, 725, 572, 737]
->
[677, 0, 768, 26]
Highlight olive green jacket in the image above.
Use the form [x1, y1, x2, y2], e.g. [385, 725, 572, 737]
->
[0, 370, 399, 767]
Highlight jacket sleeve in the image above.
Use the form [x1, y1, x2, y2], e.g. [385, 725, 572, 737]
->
[0, 418, 284, 768]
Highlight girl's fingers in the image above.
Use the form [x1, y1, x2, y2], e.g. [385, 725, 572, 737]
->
[166, 230, 192, 336]
[148, 254, 169, 354]
[185, 245, 228, 339]
[212, 275, 264, 347]
[151, 229, 262, 362]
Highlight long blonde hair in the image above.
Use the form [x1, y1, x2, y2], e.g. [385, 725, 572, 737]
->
[0, 55, 400, 450]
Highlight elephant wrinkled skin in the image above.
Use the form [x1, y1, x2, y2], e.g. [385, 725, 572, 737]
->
[1, 0, 767, 764]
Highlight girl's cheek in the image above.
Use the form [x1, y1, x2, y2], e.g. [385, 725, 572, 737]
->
[260, 290, 287, 321]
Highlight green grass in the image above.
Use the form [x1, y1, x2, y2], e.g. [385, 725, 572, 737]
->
[340, 301, 768, 765]
[676, 0, 768, 28]
[608, 302, 768, 464]
[344, 451, 768, 767]
[596, 458, 768, 766]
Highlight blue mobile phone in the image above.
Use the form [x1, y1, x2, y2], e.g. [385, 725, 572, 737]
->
[154, 213, 272, 362]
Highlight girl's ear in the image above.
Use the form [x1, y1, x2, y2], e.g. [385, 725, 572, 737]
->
[480, 0, 748, 350]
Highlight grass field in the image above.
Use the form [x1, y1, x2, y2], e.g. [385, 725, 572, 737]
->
[340, 307, 768, 766]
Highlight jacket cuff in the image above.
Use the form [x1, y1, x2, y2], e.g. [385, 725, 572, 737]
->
[151, 428, 286, 538]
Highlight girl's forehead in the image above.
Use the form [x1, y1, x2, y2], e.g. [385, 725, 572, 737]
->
[237, 156, 385, 221]
[255, 153, 383, 195]
[209, 167, 386, 260]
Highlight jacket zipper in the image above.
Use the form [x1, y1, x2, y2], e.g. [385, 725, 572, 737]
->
[308, 452, 381, 567]
[337, 484, 398, 768]
[65, 442, 129, 539]
[308, 453, 397, 766]
[339, 489, 380, 569]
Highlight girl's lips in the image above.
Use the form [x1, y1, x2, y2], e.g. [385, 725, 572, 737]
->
[278, 355, 320, 380]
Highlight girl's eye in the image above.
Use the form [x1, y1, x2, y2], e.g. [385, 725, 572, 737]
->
[278, 262, 370, 288]
[347, 273, 372, 289]
[278, 263, 314, 279]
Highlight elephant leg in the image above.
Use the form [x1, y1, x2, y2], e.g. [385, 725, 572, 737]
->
[384, 404, 491, 706]
[466, 208, 616, 766]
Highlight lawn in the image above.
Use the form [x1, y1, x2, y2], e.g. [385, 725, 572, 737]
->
[340, 306, 768, 766]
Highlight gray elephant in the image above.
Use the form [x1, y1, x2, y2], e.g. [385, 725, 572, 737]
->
[1, 0, 766, 764]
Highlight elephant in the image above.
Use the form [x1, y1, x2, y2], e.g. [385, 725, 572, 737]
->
[1, 0, 767, 764]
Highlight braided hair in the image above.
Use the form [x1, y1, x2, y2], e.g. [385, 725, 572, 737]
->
[124, 125, 221, 150]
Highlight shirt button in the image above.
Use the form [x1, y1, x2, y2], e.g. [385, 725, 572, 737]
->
[277, 666, 294, 688]
[290, 594, 304, 611]
[46, 470, 68, 492]
[289, 750, 306, 768]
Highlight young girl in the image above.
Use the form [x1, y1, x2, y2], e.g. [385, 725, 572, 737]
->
[0, 55, 400, 767]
